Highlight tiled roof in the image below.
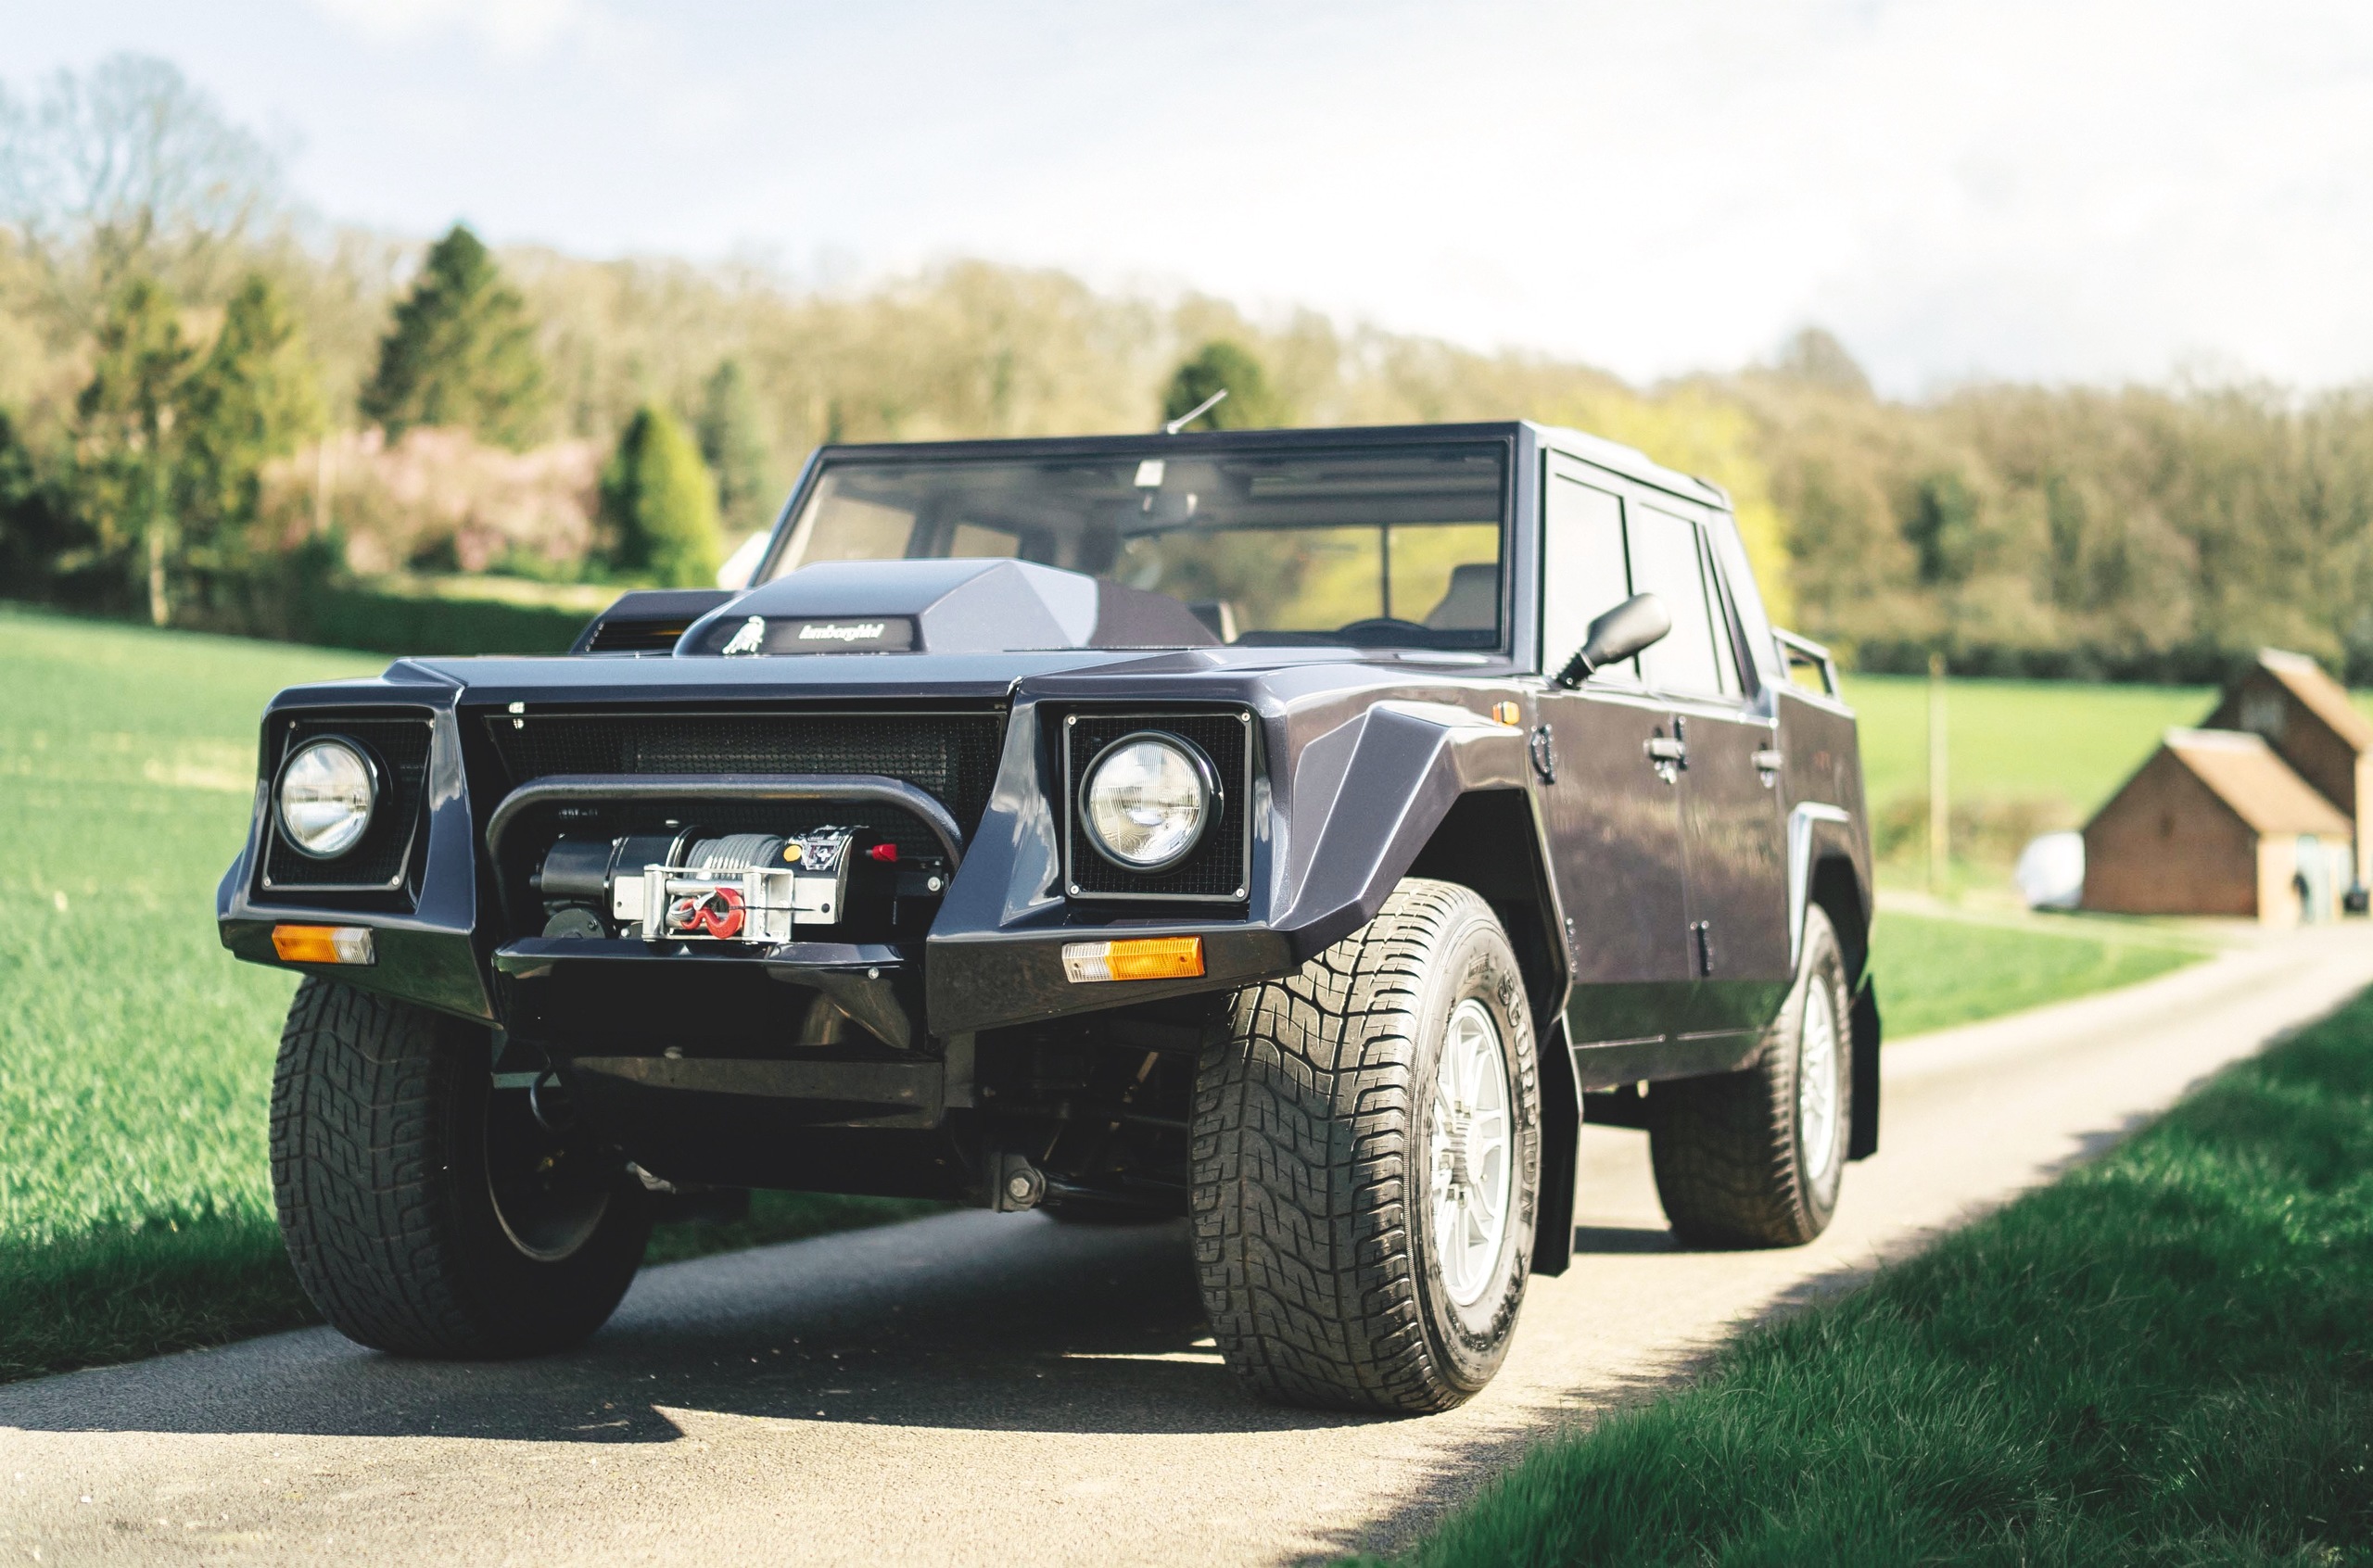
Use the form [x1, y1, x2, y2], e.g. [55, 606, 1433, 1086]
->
[2163, 727, 2354, 835]
[2255, 649, 2373, 750]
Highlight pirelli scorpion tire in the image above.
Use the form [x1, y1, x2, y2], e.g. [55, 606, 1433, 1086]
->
[1649, 904, 1854, 1248]
[270, 978, 652, 1358]
[1191, 879, 1542, 1413]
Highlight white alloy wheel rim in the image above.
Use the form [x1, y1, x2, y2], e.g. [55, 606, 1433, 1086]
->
[1428, 998, 1513, 1309]
[1797, 980, 1841, 1183]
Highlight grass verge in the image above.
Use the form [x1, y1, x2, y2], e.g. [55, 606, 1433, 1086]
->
[1368, 987, 2373, 1566]
[1872, 910, 2203, 1037]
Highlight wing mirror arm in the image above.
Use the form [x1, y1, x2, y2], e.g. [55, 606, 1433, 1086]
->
[1555, 592, 1672, 689]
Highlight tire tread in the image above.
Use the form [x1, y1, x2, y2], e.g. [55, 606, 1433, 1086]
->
[1191, 879, 1518, 1413]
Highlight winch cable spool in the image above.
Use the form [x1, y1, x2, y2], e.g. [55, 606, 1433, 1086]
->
[686, 833, 786, 873]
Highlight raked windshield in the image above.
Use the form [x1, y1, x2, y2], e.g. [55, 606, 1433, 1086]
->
[769, 443, 1509, 651]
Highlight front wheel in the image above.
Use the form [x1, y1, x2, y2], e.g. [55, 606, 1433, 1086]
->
[1191, 879, 1542, 1413]
[1649, 904, 1854, 1247]
[270, 979, 651, 1357]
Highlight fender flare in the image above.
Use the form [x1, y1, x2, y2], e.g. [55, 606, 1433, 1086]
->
[1268, 701, 1578, 1270]
[1787, 802, 1853, 967]
[1787, 801, 1880, 1160]
[1270, 702, 1535, 961]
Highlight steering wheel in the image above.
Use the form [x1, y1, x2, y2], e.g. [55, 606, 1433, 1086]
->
[1333, 617, 1431, 642]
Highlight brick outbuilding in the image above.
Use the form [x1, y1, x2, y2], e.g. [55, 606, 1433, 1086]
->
[2082, 727, 2354, 925]
[2202, 648, 2373, 886]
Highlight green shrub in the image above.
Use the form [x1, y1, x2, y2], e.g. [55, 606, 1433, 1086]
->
[599, 404, 723, 588]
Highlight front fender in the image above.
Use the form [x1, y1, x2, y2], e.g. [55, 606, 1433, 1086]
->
[1272, 702, 1530, 961]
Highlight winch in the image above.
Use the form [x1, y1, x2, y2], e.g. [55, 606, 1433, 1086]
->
[534, 825, 898, 942]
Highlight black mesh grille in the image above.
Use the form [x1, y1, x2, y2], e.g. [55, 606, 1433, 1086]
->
[582, 617, 692, 653]
[482, 709, 1008, 834]
[260, 714, 433, 893]
[1065, 711, 1251, 902]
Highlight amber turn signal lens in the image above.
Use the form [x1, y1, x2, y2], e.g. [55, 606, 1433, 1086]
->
[1491, 701, 1521, 726]
[1060, 935, 1204, 983]
[271, 924, 376, 965]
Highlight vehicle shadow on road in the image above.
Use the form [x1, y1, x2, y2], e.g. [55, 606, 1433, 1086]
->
[0, 1209, 1383, 1446]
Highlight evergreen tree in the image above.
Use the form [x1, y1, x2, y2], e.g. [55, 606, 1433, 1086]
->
[359, 224, 548, 449]
[696, 358, 777, 533]
[179, 272, 322, 577]
[72, 274, 192, 624]
[1160, 340, 1290, 430]
[0, 411, 71, 595]
[599, 404, 722, 587]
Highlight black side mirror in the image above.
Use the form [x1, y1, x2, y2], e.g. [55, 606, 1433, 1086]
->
[1555, 592, 1671, 688]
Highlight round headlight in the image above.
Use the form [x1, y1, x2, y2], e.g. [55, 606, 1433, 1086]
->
[277, 739, 378, 860]
[1082, 733, 1216, 871]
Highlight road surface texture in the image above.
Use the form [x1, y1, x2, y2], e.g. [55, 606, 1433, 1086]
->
[7, 923, 2371, 1567]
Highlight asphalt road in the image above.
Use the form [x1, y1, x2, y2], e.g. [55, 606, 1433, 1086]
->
[8, 923, 2373, 1567]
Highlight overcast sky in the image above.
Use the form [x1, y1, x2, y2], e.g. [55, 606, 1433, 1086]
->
[10, 0, 2373, 396]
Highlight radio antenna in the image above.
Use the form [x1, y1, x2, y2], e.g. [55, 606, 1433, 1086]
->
[1161, 388, 1228, 435]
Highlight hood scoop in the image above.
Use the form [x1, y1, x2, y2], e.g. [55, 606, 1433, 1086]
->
[676, 559, 1217, 657]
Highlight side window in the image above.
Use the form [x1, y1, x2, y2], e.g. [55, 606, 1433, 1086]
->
[1542, 474, 1633, 677]
[1627, 505, 1725, 698]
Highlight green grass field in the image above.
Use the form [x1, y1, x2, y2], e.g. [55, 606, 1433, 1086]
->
[0, 607, 2217, 1384]
[1845, 672, 2218, 817]
[0, 606, 933, 1383]
[1845, 670, 2373, 883]
[1368, 982, 2373, 1567]
[1871, 912, 2202, 1038]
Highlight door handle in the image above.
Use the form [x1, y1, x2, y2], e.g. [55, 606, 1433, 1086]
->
[1753, 748, 1783, 773]
[1645, 737, 1687, 763]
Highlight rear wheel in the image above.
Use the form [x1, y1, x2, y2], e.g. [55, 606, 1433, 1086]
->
[270, 979, 651, 1357]
[1191, 879, 1541, 1412]
[1649, 905, 1853, 1247]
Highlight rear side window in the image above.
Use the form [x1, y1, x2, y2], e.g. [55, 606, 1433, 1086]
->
[1627, 505, 1726, 698]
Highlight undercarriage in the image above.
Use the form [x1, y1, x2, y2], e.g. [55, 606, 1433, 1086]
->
[490, 778, 1204, 1218]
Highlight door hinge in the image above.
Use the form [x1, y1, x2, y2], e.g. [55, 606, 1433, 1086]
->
[1692, 919, 1715, 978]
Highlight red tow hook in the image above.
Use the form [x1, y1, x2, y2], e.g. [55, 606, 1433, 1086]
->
[668, 887, 747, 939]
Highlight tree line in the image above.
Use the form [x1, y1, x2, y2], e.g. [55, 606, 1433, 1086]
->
[5, 55, 2371, 681]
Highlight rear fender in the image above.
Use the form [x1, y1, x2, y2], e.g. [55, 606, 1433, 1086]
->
[1791, 824, 1879, 1163]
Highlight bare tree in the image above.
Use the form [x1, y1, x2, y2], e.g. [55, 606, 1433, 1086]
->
[0, 54, 284, 322]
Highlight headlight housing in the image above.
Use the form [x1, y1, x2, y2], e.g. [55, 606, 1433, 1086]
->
[276, 738, 378, 860]
[1080, 732, 1217, 872]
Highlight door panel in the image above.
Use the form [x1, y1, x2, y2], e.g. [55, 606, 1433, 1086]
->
[1631, 506, 1792, 1035]
[1539, 688, 1692, 1043]
[1674, 706, 1791, 1031]
[1538, 463, 1693, 1047]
